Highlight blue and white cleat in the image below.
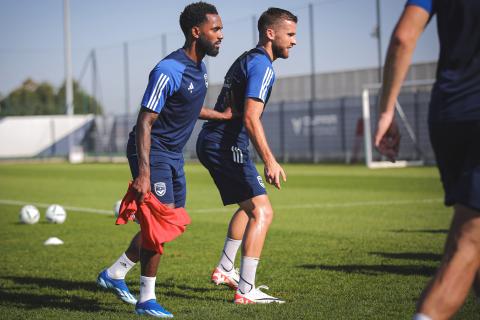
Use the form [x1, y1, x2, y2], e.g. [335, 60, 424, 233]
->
[135, 299, 173, 318]
[97, 269, 137, 305]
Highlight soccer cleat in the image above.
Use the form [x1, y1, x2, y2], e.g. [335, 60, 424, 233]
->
[97, 269, 137, 305]
[234, 285, 285, 304]
[135, 299, 173, 318]
[211, 267, 239, 289]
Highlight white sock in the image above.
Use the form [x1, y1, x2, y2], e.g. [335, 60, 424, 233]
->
[218, 237, 242, 272]
[139, 276, 156, 303]
[107, 253, 136, 279]
[238, 256, 259, 294]
[413, 313, 432, 320]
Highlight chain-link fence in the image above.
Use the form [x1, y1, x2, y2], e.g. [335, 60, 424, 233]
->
[82, 89, 435, 165]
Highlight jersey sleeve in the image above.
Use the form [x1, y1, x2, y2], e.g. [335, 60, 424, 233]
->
[245, 57, 275, 104]
[405, 0, 433, 14]
[141, 59, 183, 113]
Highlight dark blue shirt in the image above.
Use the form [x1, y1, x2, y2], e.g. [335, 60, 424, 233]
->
[407, 0, 480, 122]
[128, 49, 208, 157]
[200, 47, 275, 150]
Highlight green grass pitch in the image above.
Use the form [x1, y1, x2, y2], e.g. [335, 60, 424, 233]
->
[0, 162, 477, 319]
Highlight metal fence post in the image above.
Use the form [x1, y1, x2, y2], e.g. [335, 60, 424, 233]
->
[279, 101, 285, 163]
[340, 98, 347, 163]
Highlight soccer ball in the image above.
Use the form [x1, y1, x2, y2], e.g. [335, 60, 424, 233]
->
[45, 204, 67, 224]
[19, 205, 40, 224]
[114, 200, 122, 218]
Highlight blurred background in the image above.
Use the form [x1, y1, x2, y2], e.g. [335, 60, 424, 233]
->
[0, 0, 438, 165]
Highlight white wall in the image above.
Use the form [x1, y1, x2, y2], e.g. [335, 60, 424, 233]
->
[0, 115, 94, 158]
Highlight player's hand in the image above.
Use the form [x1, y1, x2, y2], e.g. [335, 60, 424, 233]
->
[264, 160, 287, 190]
[221, 106, 234, 120]
[131, 175, 150, 203]
[374, 113, 401, 162]
[222, 90, 240, 120]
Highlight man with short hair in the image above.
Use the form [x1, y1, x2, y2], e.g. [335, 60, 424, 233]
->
[196, 7, 297, 304]
[374, 1, 480, 319]
[97, 2, 230, 318]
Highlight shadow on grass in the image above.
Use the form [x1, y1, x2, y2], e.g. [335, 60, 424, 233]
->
[298, 264, 437, 277]
[0, 275, 231, 305]
[159, 279, 229, 302]
[0, 276, 121, 312]
[162, 289, 228, 302]
[0, 289, 117, 313]
[164, 283, 212, 293]
[390, 229, 448, 234]
[370, 252, 442, 262]
[1, 275, 100, 292]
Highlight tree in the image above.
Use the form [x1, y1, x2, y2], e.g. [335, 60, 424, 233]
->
[0, 78, 103, 116]
[56, 81, 103, 115]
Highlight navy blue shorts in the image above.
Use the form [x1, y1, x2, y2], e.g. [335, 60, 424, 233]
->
[127, 154, 186, 208]
[196, 136, 267, 206]
[429, 121, 480, 211]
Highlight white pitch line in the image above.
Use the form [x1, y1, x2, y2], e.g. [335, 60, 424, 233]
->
[0, 199, 112, 215]
[0, 198, 442, 216]
[276, 198, 442, 209]
[191, 198, 443, 213]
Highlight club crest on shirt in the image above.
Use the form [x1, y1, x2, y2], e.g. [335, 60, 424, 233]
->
[204, 73, 208, 88]
[188, 82, 194, 93]
[257, 176, 265, 188]
[154, 182, 166, 197]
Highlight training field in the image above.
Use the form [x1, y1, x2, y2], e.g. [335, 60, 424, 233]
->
[0, 163, 477, 319]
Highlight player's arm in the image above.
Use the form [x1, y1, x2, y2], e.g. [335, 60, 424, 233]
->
[374, 4, 430, 161]
[132, 61, 176, 202]
[198, 106, 233, 120]
[244, 98, 286, 189]
[199, 90, 237, 120]
[132, 108, 158, 203]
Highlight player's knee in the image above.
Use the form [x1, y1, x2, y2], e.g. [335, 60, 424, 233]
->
[251, 206, 274, 226]
[454, 234, 480, 266]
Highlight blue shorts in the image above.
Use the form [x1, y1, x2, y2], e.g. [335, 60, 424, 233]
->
[127, 154, 186, 208]
[196, 134, 267, 206]
[429, 121, 480, 211]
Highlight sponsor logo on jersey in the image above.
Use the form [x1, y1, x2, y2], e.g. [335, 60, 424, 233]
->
[204, 73, 208, 88]
[223, 77, 232, 89]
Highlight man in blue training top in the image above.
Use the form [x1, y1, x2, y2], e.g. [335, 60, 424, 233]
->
[96, 2, 231, 318]
[374, 1, 480, 319]
[196, 7, 297, 304]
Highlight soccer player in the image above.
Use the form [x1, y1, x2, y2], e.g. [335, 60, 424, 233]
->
[196, 8, 297, 304]
[96, 2, 231, 318]
[373, 1, 480, 319]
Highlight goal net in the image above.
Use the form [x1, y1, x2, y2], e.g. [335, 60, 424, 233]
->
[362, 79, 435, 168]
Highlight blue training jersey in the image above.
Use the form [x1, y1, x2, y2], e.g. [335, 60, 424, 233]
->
[200, 47, 275, 150]
[406, 0, 480, 122]
[128, 48, 208, 157]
